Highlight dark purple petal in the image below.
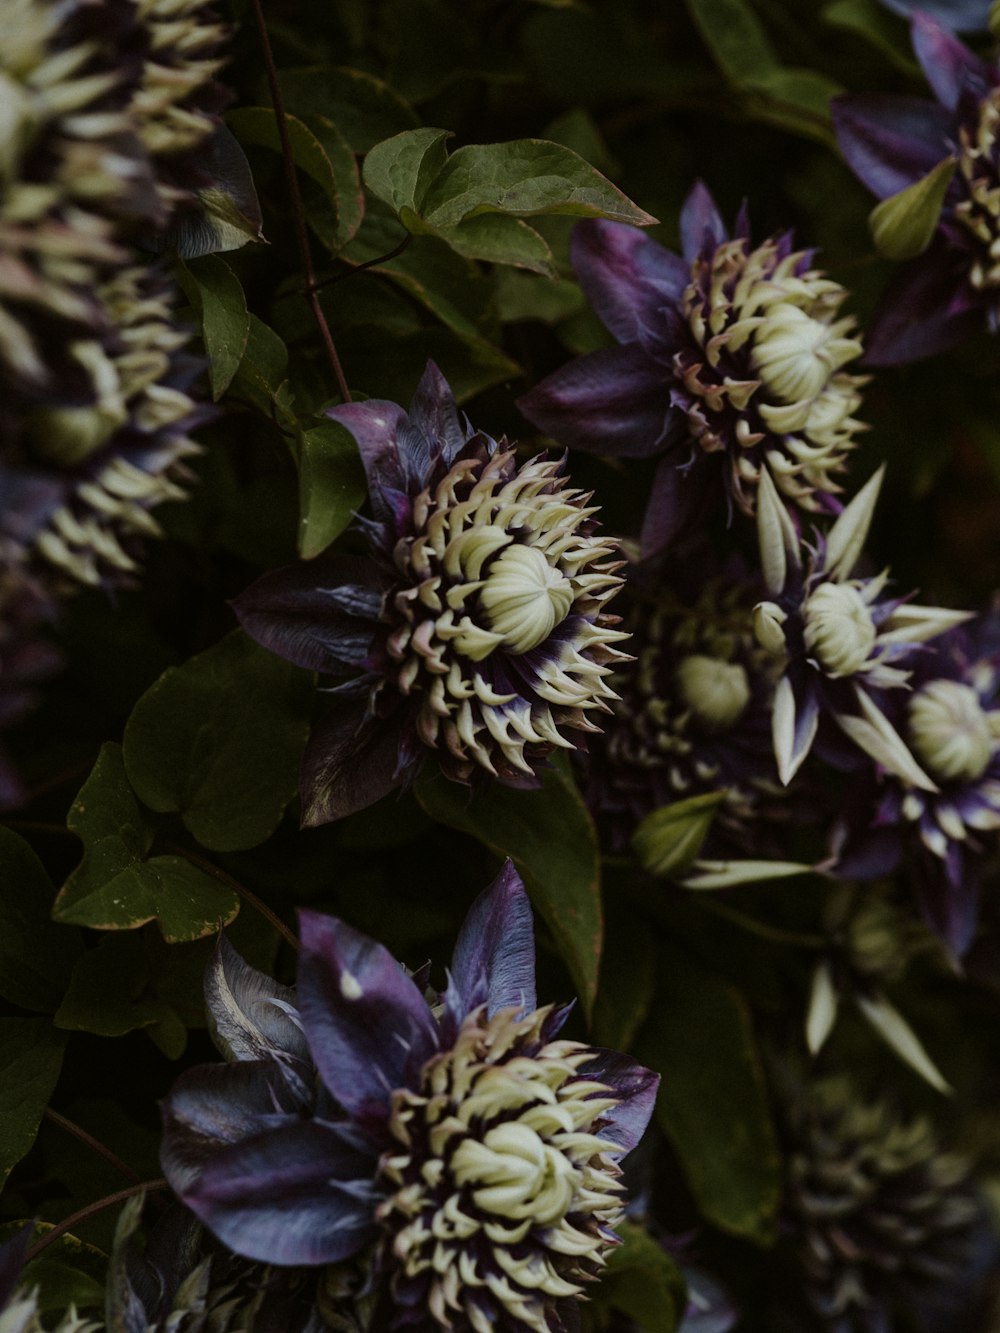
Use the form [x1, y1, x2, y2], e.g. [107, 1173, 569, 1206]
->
[863, 251, 984, 364]
[446, 861, 536, 1023]
[178, 1120, 378, 1266]
[831, 94, 954, 198]
[205, 934, 310, 1068]
[406, 360, 470, 468]
[680, 180, 728, 260]
[915, 850, 981, 958]
[880, 0, 990, 30]
[833, 825, 904, 879]
[518, 345, 673, 458]
[0, 1223, 32, 1308]
[296, 910, 440, 1122]
[639, 453, 716, 560]
[233, 554, 383, 675]
[299, 699, 409, 825]
[325, 399, 407, 490]
[578, 1049, 659, 1154]
[570, 220, 688, 345]
[911, 12, 991, 110]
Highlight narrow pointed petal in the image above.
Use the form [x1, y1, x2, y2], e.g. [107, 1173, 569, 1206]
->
[806, 962, 838, 1055]
[773, 677, 819, 785]
[406, 360, 468, 467]
[916, 865, 981, 958]
[639, 453, 715, 561]
[863, 249, 983, 365]
[577, 1050, 659, 1154]
[834, 687, 938, 790]
[825, 464, 885, 581]
[205, 934, 309, 1065]
[680, 180, 727, 259]
[325, 400, 408, 488]
[831, 94, 953, 198]
[517, 345, 673, 457]
[756, 467, 798, 594]
[299, 699, 407, 826]
[856, 992, 951, 1094]
[0, 1225, 33, 1308]
[570, 219, 689, 345]
[297, 911, 439, 1121]
[448, 860, 536, 1019]
[911, 13, 991, 112]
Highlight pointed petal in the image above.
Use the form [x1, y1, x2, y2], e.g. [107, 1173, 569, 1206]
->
[299, 700, 407, 826]
[570, 219, 688, 345]
[681, 859, 814, 889]
[679, 180, 728, 260]
[205, 935, 310, 1066]
[773, 678, 819, 786]
[834, 687, 938, 790]
[176, 1120, 379, 1265]
[577, 1050, 659, 1154]
[0, 1224, 33, 1309]
[879, 0, 991, 30]
[296, 911, 439, 1121]
[639, 453, 716, 559]
[406, 360, 469, 467]
[863, 249, 983, 365]
[517, 345, 673, 458]
[756, 466, 798, 594]
[325, 401, 407, 489]
[856, 992, 951, 1094]
[831, 94, 953, 198]
[881, 603, 972, 644]
[915, 857, 981, 957]
[824, 464, 884, 580]
[448, 861, 536, 1020]
[805, 962, 838, 1055]
[911, 13, 991, 112]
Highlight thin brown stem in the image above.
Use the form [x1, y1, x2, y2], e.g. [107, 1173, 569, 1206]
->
[165, 843, 299, 952]
[43, 1110, 141, 1185]
[25, 1180, 169, 1262]
[250, 0, 351, 405]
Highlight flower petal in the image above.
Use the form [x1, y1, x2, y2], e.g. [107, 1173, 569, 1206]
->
[0, 1224, 32, 1308]
[679, 179, 728, 260]
[570, 219, 688, 345]
[325, 399, 408, 490]
[517, 344, 674, 458]
[863, 251, 984, 364]
[176, 1120, 379, 1266]
[577, 1050, 659, 1155]
[447, 860, 537, 1021]
[406, 359, 470, 469]
[296, 910, 440, 1122]
[299, 699, 408, 825]
[832, 94, 953, 198]
[639, 453, 716, 560]
[911, 12, 991, 111]
[205, 934, 310, 1067]
[879, 0, 990, 30]
[773, 677, 819, 786]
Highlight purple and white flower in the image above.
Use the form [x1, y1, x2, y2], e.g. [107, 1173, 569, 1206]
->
[160, 863, 659, 1333]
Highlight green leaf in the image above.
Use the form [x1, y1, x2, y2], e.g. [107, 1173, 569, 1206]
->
[591, 1221, 686, 1332]
[592, 912, 657, 1052]
[275, 66, 420, 154]
[231, 314, 297, 433]
[297, 419, 366, 558]
[0, 828, 81, 1012]
[638, 947, 781, 1244]
[420, 138, 657, 229]
[54, 934, 176, 1038]
[19, 1233, 108, 1315]
[632, 791, 726, 879]
[437, 214, 556, 276]
[176, 255, 250, 400]
[415, 760, 603, 1019]
[494, 269, 586, 325]
[822, 0, 918, 73]
[869, 156, 957, 260]
[0, 1017, 64, 1183]
[52, 745, 240, 942]
[122, 630, 314, 852]
[363, 128, 453, 217]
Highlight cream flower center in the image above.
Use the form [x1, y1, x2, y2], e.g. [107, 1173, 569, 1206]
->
[752, 303, 844, 404]
[479, 542, 574, 656]
[909, 679, 998, 784]
[803, 582, 877, 677]
[676, 653, 750, 731]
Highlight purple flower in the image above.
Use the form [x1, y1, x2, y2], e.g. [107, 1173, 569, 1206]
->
[833, 13, 1000, 363]
[876, 0, 991, 29]
[517, 183, 867, 551]
[234, 362, 631, 825]
[833, 610, 1000, 957]
[161, 863, 659, 1332]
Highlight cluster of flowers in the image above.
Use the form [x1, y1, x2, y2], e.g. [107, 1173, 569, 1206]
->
[0, 0, 258, 805]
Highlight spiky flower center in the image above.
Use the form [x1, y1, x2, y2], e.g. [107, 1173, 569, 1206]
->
[675, 653, 751, 731]
[678, 237, 865, 512]
[385, 448, 629, 780]
[376, 1005, 624, 1333]
[956, 87, 1000, 295]
[909, 678, 999, 783]
[803, 582, 877, 677]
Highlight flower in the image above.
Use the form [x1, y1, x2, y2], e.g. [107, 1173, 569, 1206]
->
[832, 610, 1000, 957]
[750, 464, 969, 786]
[0, 1224, 98, 1333]
[234, 362, 631, 825]
[776, 1070, 990, 1333]
[160, 862, 659, 1333]
[833, 13, 1000, 362]
[874, 0, 990, 29]
[517, 182, 867, 551]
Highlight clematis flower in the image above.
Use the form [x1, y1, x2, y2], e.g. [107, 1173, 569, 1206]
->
[750, 465, 969, 786]
[517, 182, 868, 551]
[160, 863, 659, 1333]
[0, 1223, 97, 1333]
[833, 611, 1000, 957]
[234, 362, 631, 825]
[833, 13, 1000, 362]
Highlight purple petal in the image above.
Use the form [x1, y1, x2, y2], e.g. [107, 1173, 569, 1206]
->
[578, 1049, 659, 1155]
[205, 934, 310, 1067]
[570, 220, 688, 346]
[325, 400, 407, 490]
[406, 360, 469, 467]
[296, 911, 439, 1122]
[639, 453, 716, 559]
[233, 555, 383, 676]
[178, 1120, 378, 1266]
[680, 180, 728, 260]
[831, 94, 954, 198]
[881, 0, 991, 30]
[864, 251, 984, 365]
[0, 1223, 33, 1308]
[915, 850, 980, 958]
[911, 12, 991, 110]
[299, 699, 408, 825]
[833, 825, 903, 879]
[518, 345, 674, 458]
[447, 861, 537, 1022]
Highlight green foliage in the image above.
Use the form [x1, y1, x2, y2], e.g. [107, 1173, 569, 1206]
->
[297, 419, 366, 558]
[0, 1018, 64, 1183]
[585, 1222, 687, 1332]
[0, 829, 81, 1012]
[632, 791, 726, 879]
[176, 255, 251, 401]
[869, 157, 958, 261]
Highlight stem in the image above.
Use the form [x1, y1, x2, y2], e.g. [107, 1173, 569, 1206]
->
[25, 1180, 169, 1262]
[313, 234, 413, 292]
[250, 0, 351, 404]
[165, 843, 299, 952]
[43, 1110, 141, 1185]
[695, 896, 826, 950]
